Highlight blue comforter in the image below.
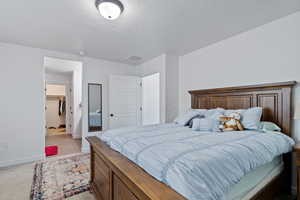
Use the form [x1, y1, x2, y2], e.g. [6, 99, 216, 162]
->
[99, 123, 294, 200]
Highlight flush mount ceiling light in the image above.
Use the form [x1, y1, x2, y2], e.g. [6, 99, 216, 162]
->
[95, 0, 124, 20]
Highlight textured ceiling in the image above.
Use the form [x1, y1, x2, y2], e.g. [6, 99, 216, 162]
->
[0, 0, 299, 64]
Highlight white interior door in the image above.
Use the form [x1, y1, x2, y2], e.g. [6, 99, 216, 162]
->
[109, 75, 142, 129]
[142, 73, 160, 125]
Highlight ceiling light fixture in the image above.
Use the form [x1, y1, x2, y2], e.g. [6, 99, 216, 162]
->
[95, 0, 124, 20]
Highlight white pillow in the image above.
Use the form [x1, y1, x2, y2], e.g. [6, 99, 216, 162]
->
[174, 110, 202, 126]
[192, 109, 208, 115]
[205, 108, 225, 117]
[242, 107, 263, 130]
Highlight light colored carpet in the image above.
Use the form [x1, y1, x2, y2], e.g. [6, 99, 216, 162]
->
[47, 128, 66, 136]
[46, 134, 82, 157]
[0, 161, 95, 200]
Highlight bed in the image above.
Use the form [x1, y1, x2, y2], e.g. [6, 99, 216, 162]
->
[87, 81, 296, 200]
[89, 112, 102, 127]
[89, 112, 102, 131]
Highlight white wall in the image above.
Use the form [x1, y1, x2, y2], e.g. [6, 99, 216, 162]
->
[142, 73, 160, 125]
[0, 43, 45, 167]
[138, 55, 166, 123]
[81, 57, 138, 152]
[165, 54, 179, 122]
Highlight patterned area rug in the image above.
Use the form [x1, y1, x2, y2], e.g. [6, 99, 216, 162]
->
[31, 153, 90, 200]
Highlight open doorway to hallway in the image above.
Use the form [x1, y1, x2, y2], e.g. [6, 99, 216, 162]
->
[44, 57, 83, 157]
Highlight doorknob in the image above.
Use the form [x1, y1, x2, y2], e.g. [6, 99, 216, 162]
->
[110, 114, 114, 117]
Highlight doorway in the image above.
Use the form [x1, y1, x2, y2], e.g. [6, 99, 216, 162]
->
[142, 73, 160, 125]
[46, 84, 68, 136]
[44, 57, 83, 157]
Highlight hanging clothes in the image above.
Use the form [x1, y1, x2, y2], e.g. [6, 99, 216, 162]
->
[58, 99, 62, 116]
[58, 97, 66, 116]
[62, 99, 66, 114]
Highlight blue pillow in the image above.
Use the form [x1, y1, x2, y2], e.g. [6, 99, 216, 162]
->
[174, 110, 203, 126]
[259, 121, 281, 132]
[242, 107, 263, 130]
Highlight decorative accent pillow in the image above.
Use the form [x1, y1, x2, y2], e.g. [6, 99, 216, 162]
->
[259, 121, 281, 132]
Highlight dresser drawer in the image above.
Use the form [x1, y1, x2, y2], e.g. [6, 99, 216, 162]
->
[113, 175, 138, 200]
[93, 153, 110, 200]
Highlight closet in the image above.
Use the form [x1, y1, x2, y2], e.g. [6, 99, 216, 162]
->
[46, 84, 67, 135]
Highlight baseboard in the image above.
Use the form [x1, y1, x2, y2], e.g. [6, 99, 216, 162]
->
[0, 154, 44, 168]
[72, 135, 82, 139]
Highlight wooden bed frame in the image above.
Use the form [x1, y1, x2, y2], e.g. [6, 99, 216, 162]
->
[87, 81, 296, 200]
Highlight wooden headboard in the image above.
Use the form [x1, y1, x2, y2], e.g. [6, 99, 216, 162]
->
[189, 81, 296, 136]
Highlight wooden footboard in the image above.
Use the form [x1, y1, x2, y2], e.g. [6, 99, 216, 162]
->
[87, 136, 187, 200]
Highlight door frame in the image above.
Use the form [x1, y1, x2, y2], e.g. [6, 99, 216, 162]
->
[42, 56, 83, 157]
